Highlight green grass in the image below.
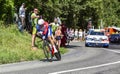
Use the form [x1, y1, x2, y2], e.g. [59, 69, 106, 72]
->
[0, 23, 68, 64]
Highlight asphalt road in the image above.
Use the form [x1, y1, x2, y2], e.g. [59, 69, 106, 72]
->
[0, 41, 120, 74]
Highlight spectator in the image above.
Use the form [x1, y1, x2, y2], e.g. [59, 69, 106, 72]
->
[68, 28, 74, 41]
[27, 11, 33, 33]
[19, 3, 26, 32]
[68, 28, 74, 38]
[57, 17, 61, 25]
[13, 8, 18, 24]
[50, 18, 59, 35]
[31, 8, 39, 50]
[83, 29, 86, 40]
[61, 22, 67, 47]
[71, 29, 75, 38]
[66, 28, 70, 36]
[55, 26, 62, 49]
[74, 29, 78, 40]
[78, 29, 83, 41]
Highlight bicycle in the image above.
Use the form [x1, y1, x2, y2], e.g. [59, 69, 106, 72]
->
[42, 37, 61, 61]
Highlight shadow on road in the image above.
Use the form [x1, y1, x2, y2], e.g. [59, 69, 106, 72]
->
[40, 58, 60, 62]
[107, 43, 120, 50]
[110, 43, 120, 45]
[65, 45, 82, 49]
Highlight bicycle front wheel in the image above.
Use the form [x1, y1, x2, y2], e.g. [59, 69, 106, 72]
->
[43, 41, 53, 61]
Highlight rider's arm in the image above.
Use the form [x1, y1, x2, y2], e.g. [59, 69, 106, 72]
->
[43, 22, 48, 35]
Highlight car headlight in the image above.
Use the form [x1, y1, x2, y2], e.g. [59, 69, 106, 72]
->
[101, 38, 108, 41]
[86, 37, 93, 40]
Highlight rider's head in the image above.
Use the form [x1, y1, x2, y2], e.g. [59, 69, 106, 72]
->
[38, 19, 45, 25]
[34, 8, 38, 14]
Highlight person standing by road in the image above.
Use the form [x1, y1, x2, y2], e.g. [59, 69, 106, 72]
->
[83, 29, 86, 40]
[31, 8, 39, 50]
[19, 3, 26, 32]
[74, 29, 78, 40]
[55, 26, 62, 49]
[78, 29, 83, 41]
[50, 18, 59, 35]
[61, 22, 67, 47]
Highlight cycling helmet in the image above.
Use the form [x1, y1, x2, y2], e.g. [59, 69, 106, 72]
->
[38, 19, 44, 25]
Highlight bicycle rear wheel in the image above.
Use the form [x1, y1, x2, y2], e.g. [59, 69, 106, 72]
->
[55, 51, 61, 61]
[54, 45, 61, 61]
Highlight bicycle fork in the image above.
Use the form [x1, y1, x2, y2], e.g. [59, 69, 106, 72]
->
[49, 44, 54, 57]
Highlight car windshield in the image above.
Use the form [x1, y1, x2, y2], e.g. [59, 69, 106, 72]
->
[90, 31, 104, 35]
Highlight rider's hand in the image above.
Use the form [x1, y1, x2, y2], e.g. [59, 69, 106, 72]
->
[42, 35, 45, 40]
[38, 31, 43, 34]
[37, 31, 42, 36]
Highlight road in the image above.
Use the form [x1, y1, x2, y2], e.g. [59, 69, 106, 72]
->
[0, 41, 120, 74]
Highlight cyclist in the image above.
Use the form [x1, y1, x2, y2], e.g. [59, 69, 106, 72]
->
[36, 19, 58, 54]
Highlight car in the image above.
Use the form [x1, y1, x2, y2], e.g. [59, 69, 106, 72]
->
[109, 34, 120, 43]
[85, 29, 109, 48]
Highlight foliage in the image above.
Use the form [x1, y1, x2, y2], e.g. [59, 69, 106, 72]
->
[0, 0, 14, 24]
[0, 0, 120, 28]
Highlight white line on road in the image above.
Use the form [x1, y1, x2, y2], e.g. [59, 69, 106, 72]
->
[49, 60, 120, 74]
[103, 48, 120, 54]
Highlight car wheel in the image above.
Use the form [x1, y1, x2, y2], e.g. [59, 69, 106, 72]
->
[85, 44, 89, 47]
[103, 46, 109, 48]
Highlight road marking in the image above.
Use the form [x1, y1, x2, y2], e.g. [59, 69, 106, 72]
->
[49, 60, 120, 74]
[103, 48, 120, 53]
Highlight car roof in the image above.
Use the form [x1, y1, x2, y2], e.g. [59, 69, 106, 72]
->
[89, 29, 104, 32]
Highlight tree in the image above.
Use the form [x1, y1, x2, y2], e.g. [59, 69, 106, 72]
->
[0, 0, 120, 28]
[0, 0, 14, 24]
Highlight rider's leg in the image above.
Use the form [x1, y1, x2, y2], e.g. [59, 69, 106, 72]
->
[47, 27, 57, 53]
[48, 36, 57, 53]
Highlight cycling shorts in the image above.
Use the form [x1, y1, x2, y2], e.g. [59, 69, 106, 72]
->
[46, 26, 53, 38]
[36, 25, 53, 39]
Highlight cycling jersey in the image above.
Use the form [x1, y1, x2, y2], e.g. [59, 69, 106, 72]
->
[43, 22, 49, 35]
[36, 22, 53, 39]
[46, 26, 53, 37]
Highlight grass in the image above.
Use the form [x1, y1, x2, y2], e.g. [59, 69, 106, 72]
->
[0, 22, 68, 64]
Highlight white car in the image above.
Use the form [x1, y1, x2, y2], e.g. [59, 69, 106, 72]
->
[85, 29, 109, 48]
